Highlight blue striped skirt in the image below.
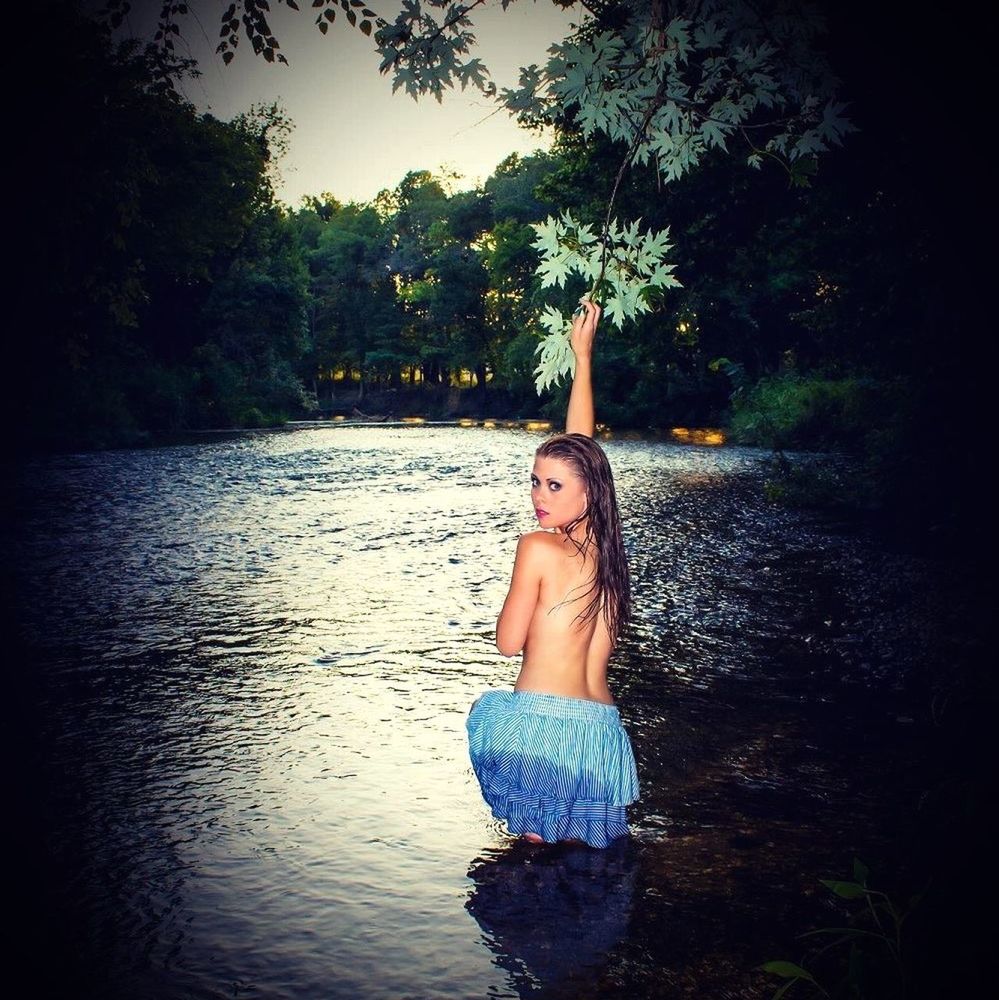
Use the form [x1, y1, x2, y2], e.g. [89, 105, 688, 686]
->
[467, 689, 640, 849]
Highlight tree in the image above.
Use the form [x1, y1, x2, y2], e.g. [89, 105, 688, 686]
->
[13, 4, 293, 447]
[387, 170, 451, 384]
[479, 154, 561, 398]
[296, 201, 402, 401]
[422, 219, 492, 389]
[484, 153, 557, 226]
[196, 206, 311, 427]
[103, 1, 851, 389]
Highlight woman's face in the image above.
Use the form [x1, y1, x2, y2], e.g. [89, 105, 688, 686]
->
[531, 454, 587, 531]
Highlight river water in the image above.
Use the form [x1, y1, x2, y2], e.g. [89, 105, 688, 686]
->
[11, 426, 936, 998]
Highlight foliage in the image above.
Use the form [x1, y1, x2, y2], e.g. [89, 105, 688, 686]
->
[111, 1, 852, 395]
[483, 152, 556, 225]
[759, 859, 925, 1000]
[531, 211, 681, 389]
[291, 198, 402, 396]
[197, 206, 313, 426]
[30, 1, 965, 488]
[506, 2, 851, 378]
[14, 5, 312, 449]
[728, 374, 885, 452]
[422, 240, 491, 378]
[408, 1, 847, 390]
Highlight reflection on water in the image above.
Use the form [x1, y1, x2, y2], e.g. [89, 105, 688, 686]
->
[467, 840, 637, 996]
[10, 426, 933, 998]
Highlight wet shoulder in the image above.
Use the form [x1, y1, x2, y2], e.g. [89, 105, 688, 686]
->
[516, 530, 565, 566]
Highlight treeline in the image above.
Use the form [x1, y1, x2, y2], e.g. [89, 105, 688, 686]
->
[13, 6, 986, 544]
[14, 9, 307, 449]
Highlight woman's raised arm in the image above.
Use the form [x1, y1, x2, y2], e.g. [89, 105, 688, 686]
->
[565, 299, 601, 437]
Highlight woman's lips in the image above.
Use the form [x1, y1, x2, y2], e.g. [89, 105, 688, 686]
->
[535, 508, 549, 518]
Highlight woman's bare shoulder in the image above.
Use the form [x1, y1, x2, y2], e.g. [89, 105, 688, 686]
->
[517, 529, 563, 548]
[515, 530, 564, 562]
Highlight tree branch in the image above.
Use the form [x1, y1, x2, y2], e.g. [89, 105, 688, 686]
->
[593, 73, 671, 296]
[388, 0, 489, 72]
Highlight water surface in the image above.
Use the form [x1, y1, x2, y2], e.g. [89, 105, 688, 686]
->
[12, 426, 931, 998]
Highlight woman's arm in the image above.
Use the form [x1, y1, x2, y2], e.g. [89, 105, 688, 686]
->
[496, 534, 546, 656]
[565, 299, 601, 437]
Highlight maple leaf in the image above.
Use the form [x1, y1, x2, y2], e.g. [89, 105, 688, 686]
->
[530, 216, 563, 257]
[537, 254, 571, 288]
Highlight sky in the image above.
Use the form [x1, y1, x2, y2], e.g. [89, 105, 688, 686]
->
[110, 0, 578, 206]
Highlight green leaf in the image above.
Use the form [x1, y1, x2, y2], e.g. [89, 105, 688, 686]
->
[603, 294, 627, 328]
[758, 961, 816, 983]
[646, 262, 681, 289]
[641, 227, 673, 259]
[665, 17, 692, 61]
[457, 57, 488, 91]
[693, 19, 725, 50]
[820, 879, 868, 900]
[537, 304, 567, 337]
[533, 328, 574, 393]
[536, 254, 571, 288]
[701, 120, 729, 151]
[530, 216, 563, 257]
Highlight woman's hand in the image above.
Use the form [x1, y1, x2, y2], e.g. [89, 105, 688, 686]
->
[565, 298, 598, 436]
[570, 298, 601, 359]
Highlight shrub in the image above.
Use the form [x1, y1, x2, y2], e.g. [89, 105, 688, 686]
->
[729, 375, 886, 452]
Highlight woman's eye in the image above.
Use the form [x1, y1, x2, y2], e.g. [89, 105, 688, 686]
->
[550, 482, 561, 492]
[530, 477, 539, 487]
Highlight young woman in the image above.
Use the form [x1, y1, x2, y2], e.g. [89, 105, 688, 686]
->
[467, 300, 639, 849]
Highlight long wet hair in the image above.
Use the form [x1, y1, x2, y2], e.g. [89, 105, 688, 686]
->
[535, 433, 631, 645]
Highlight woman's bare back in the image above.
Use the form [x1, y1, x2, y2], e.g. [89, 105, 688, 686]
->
[512, 531, 615, 704]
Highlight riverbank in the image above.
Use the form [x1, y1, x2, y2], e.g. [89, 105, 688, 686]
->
[195, 416, 727, 445]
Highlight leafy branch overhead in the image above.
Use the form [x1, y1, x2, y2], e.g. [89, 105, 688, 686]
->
[531, 212, 681, 390]
[114, 0, 852, 189]
[109, 1, 852, 393]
